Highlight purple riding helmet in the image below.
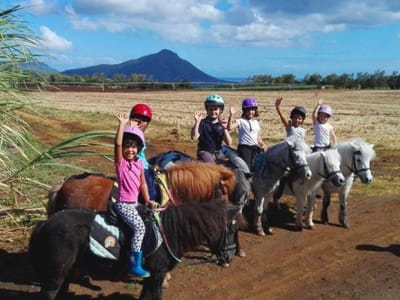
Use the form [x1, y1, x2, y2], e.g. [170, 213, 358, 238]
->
[318, 104, 333, 116]
[242, 97, 258, 109]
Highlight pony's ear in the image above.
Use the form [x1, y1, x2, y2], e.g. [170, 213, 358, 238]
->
[286, 138, 295, 148]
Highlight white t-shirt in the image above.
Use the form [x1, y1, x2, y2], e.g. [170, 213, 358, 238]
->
[313, 122, 333, 147]
[236, 118, 261, 146]
[287, 126, 306, 142]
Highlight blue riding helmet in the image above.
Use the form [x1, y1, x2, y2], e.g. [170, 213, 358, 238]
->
[204, 94, 225, 110]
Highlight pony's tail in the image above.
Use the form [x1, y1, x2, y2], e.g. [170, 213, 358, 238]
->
[47, 183, 62, 218]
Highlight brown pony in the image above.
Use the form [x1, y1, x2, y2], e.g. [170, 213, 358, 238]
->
[47, 161, 236, 217]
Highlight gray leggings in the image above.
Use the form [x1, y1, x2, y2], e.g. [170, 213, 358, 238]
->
[114, 202, 145, 252]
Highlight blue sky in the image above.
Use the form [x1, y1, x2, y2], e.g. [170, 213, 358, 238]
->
[4, 0, 400, 78]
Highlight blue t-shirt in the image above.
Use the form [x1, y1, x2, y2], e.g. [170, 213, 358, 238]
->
[137, 142, 149, 169]
[198, 117, 225, 152]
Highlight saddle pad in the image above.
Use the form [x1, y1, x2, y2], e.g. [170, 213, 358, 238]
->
[89, 214, 122, 260]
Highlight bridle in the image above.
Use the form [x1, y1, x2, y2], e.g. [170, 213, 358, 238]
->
[349, 150, 371, 175]
[319, 152, 342, 180]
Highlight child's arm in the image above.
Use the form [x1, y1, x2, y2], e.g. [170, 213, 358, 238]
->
[191, 111, 202, 141]
[227, 106, 239, 131]
[220, 115, 232, 145]
[115, 112, 129, 164]
[275, 97, 289, 128]
[312, 99, 323, 125]
[330, 127, 338, 145]
[257, 136, 266, 149]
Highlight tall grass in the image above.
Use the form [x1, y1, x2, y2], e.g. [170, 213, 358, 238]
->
[0, 6, 114, 227]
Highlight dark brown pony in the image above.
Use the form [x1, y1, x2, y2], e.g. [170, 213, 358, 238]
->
[47, 161, 236, 217]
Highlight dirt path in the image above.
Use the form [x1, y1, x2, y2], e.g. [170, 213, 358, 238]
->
[1, 193, 399, 300]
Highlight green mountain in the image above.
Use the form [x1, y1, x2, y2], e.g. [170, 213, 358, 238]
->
[62, 49, 222, 82]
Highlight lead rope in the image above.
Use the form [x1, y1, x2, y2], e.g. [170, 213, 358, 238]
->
[153, 212, 181, 263]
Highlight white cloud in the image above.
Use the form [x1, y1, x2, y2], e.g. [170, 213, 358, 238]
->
[39, 26, 72, 51]
[22, 0, 56, 15]
[56, 0, 400, 48]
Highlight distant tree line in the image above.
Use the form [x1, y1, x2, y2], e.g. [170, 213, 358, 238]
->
[23, 69, 400, 90]
[246, 70, 400, 89]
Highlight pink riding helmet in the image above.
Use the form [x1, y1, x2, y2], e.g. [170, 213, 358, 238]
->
[123, 126, 145, 150]
[318, 104, 333, 116]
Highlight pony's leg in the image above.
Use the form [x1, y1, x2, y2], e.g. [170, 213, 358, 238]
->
[253, 195, 266, 236]
[141, 273, 165, 300]
[235, 227, 246, 258]
[338, 180, 353, 228]
[304, 192, 316, 230]
[320, 190, 331, 225]
[294, 192, 305, 231]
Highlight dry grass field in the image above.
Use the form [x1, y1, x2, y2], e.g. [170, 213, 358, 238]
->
[1, 89, 399, 300]
[31, 89, 400, 149]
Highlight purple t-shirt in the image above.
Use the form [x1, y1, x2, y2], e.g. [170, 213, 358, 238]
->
[115, 158, 144, 203]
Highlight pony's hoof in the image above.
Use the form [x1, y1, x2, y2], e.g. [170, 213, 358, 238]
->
[221, 262, 230, 268]
[162, 280, 169, 289]
[256, 228, 266, 236]
[294, 225, 303, 231]
[236, 248, 246, 258]
[306, 225, 315, 230]
[267, 228, 274, 235]
[341, 222, 350, 229]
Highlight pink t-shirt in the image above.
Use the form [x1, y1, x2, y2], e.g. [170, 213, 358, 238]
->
[115, 158, 144, 203]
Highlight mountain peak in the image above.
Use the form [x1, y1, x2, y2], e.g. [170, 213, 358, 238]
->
[63, 49, 221, 82]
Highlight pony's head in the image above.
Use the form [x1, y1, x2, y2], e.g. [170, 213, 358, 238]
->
[347, 138, 376, 184]
[318, 148, 345, 187]
[286, 136, 312, 180]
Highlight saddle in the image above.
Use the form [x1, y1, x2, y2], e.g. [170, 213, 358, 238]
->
[89, 203, 162, 261]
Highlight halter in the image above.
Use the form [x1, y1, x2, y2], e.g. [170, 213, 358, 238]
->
[349, 150, 371, 175]
[319, 152, 342, 180]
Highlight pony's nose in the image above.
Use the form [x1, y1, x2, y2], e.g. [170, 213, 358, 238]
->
[305, 168, 312, 180]
[365, 176, 373, 184]
[334, 174, 346, 187]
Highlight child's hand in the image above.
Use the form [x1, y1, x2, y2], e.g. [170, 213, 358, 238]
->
[194, 111, 202, 122]
[230, 106, 238, 116]
[116, 112, 129, 124]
[318, 98, 324, 105]
[275, 96, 283, 107]
[219, 115, 228, 128]
[147, 200, 160, 209]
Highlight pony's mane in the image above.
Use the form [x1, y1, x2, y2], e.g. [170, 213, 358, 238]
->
[165, 161, 236, 203]
[160, 200, 228, 256]
[337, 138, 376, 158]
[267, 137, 311, 159]
[265, 139, 288, 158]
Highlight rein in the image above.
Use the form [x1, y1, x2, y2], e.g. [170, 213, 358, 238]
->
[153, 212, 182, 263]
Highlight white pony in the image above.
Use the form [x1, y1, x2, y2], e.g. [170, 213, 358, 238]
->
[252, 136, 312, 236]
[273, 148, 345, 230]
[319, 138, 376, 228]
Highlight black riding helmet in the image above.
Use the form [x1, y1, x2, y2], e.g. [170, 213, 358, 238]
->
[290, 106, 307, 119]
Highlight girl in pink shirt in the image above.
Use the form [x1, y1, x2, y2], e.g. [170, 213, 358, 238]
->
[114, 112, 157, 277]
